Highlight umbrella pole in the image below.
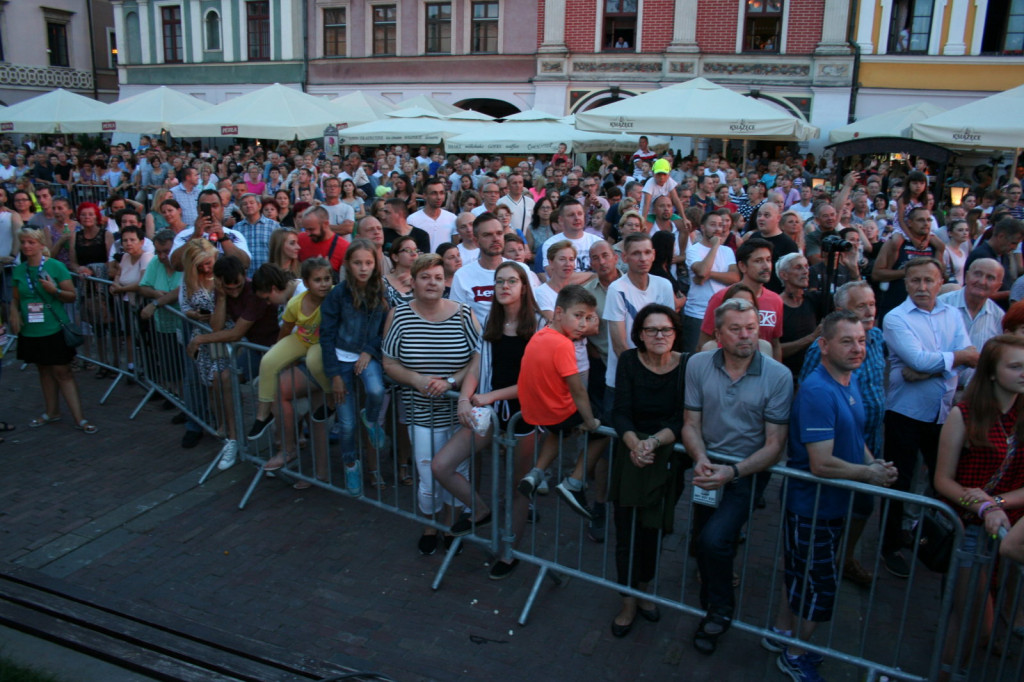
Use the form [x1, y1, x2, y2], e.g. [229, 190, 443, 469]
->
[742, 139, 749, 173]
[1014, 148, 1022, 179]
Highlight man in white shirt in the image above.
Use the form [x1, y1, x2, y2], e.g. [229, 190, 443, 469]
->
[603, 233, 675, 395]
[321, 176, 355, 237]
[450, 213, 507, 324]
[407, 177, 457, 252]
[471, 182, 502, 217]
[541, 201, 603, 273]
[936, 257, 1005, 389]
[496, 172, 535, 236]
[683, 211, 740, 351]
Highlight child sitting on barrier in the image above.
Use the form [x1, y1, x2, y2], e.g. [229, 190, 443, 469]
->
[318, 239, 390, 495]
[247, 258, 332, 445]
[517, 284, 602, 520]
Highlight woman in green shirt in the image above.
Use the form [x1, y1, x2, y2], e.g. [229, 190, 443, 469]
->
[9, 228, 97, 433]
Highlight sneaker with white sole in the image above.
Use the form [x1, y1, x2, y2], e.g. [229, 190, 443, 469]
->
[536, 476, 549, 495]
[360, 408, 388, 451]
[345, 461, 363, 496]
[216, 440, 238, 470]
[518, 470, 543, 497]
[555, 479, 593, 520]
[777, 652, 825, 681]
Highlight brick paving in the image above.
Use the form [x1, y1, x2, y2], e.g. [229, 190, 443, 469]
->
[0, 356, 979, 681]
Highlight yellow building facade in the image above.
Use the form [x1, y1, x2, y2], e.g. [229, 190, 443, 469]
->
[852, 0, 1024, 117]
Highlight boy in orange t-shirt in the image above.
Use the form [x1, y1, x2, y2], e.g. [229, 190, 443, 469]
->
[518, 284, 601, 519]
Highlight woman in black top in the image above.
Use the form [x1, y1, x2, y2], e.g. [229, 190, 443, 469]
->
[432, 261, 540, 577]
[610, 303, 687, 637]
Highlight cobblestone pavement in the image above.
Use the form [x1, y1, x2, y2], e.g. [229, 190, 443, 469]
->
[0, 356, 953, 681]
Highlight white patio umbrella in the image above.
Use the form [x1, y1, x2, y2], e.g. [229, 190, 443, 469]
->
[396, 95, 464, 116]
[329, 91, 396, 129]
[339, 109, 493, 146]
[445, 112, 669, 154]
[828, 103, 945, 143]
[911, 83, 1024, 150]
[574, 77, 819, 141]
[64, 86, 213, 134]
[0, 89, 111, 134]
[169, 83, 338, 139]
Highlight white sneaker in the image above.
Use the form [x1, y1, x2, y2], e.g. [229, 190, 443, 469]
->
[537, 476, 550, 495]
[217, 440, 238, 470]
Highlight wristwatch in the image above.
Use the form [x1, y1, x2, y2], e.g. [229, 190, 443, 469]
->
[445, 376, 456, 389]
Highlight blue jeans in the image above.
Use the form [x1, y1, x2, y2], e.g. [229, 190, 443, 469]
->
[334, 358, 385, 464]
[693, 471, 770, 618]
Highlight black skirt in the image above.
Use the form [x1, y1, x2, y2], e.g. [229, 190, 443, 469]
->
[17, 331, 77, 366]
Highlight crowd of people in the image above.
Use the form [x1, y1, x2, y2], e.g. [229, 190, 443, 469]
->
[4, 134, 1024, 682]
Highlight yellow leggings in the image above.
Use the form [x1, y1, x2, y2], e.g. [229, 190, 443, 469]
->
[257, 334, 328, 403]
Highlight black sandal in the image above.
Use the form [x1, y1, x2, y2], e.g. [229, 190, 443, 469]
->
[693, 613, 731, 655]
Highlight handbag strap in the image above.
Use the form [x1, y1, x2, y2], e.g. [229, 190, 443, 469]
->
[983, 418, 1017, 494]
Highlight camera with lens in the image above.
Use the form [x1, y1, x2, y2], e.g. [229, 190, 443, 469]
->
[822, 234, 853, 253]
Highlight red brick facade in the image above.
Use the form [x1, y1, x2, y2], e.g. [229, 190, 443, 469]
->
[538, 0, 823, 56]
[638, 0, 676, 52]
[786, 0, 825, 54]
[696, 0, 742, 54]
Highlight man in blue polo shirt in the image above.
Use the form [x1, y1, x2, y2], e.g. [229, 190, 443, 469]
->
[768, 310, 897, 681]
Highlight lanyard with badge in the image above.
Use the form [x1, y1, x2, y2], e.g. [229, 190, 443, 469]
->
[23, 256, 50, 324]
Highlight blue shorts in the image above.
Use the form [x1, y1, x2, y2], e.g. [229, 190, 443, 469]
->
[783, 511, 845, 623]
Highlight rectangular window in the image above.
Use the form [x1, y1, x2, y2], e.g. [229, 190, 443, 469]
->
[323, 7, 347, 56]
[372, 4, 397, 56]
[982, 0, 1024, 55]
[425, 3, 451, 54]
[247, 1, 271, 61]
[888, 0, 933, 53]
[743, 0, 782, 53]
[47, 21, 70, 67]
[602, 0, 637, 51]
[107, 28, 118, 68]
[161, 6, 183, 63]
[470, 1, 498, 54]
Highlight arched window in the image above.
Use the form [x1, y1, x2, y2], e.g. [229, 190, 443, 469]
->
[205, 10, 221, 51]
[125, 11, 142, 64]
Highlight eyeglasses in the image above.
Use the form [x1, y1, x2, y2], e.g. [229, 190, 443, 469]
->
[494, 277, 520, 288]
[642, 327, 675, 337]
[398, 248, 419, 255]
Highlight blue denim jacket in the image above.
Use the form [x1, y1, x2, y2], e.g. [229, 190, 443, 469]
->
[319, 280, 389, 380]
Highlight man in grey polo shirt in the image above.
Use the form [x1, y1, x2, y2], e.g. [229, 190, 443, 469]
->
[682, 297, 793, 656]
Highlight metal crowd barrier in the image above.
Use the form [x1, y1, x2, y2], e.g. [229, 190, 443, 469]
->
[497, 415, 983, 682]
[63, 289, 1023, 680]
[222, 346, 504, 575]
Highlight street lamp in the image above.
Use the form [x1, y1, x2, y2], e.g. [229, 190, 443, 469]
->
[949, 181, 970, 206]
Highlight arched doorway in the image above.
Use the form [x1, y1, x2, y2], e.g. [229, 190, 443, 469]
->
[455, 98, 520, 118]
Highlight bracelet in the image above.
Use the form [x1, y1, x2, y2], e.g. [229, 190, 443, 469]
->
[977, 501, 994, 519]
[730, 463, 741, 481]
[458, 398, 470, 403]
[994, 495, 1006, 508]
[649, 435, 661, 447]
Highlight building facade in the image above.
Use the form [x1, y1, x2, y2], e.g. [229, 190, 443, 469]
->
[111, 0, 304, 102]
[0, 1, 118, 105]
[852, 0, 1024, 118]
[109, 1, 1021, 153]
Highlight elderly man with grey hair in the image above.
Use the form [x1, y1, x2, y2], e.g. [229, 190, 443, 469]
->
[937, 257, 1005, 388]
[798, 279, 886, 587]
[233, 192, 280, 276]
[776, 252, 821, 376]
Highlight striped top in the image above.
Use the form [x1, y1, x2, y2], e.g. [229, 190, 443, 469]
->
[382, 301, 480, 427]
